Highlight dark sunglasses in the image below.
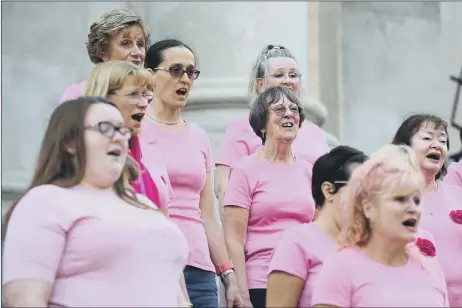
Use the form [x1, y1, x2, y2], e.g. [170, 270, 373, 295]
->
[154, 66, 200, 80]
[85, 121, 133, 140]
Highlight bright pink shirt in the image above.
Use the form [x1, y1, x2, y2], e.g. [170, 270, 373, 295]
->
[140, 120, 215, 272]
[216, 114, 329, 167]
[311, 246, 448, 307]
[419, 182, 462, 307]
[444, 161, 462, 188]
[3, 184, 188, 307]
[60, 80, 87, 103]
[268, 223, 336, 307]
[224, 153, 315, 289]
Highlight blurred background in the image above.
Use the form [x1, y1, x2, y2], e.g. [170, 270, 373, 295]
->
[2, 1, 462, 209]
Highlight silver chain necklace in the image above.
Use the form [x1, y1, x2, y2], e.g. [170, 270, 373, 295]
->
[147, 113, 183, 126]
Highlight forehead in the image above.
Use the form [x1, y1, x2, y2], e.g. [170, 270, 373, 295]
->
[161, 46, 195, 67]
[85, 103, 123, 124]
[267, 57, 298, 72]
[271, 95, 297, 106]
[417, 121, 447, 136]
[113, 25, 144, 40]
[120, 76, 149, 91]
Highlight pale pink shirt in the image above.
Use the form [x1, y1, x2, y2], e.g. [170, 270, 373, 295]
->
[3, 184, 188, 307]
[59, 80, 87, 103]
[444, 161, 462, 188]
[420, 182, 462, 307]
[311, 246, 449, 307]
[216, 114, 329, 167]
[140, 120, 215, 272]
[268, 223, 336, 307]
[224, 153, 316, 289]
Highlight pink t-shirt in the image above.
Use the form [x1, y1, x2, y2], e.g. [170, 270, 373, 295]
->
[59, 80, 87, 103]
[216, 114, 329, 167]
[268, 223, 336, 307]
[311, 246, 448, 307]
[420, 182, 462, 307]
[3, 184, 188, 307]
[224, 153, 316, 289]
[444, 161, 462, 188]
[140, 120, 215, 272]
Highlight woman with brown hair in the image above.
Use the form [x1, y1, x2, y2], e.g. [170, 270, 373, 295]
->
[60, 8, 150, 102]
[2, 97, 189, 307]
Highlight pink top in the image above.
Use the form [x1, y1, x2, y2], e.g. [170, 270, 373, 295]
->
[59, 80, 87, 103]
[224, 153, 316, 289]
[3, 184, 188, 307]
[268, 223, 336, 307]
[129, 136, 174, 210]
[419, 182, 462, 307]
[444, 161, 462, 188]
[216, 114, 329, 167]
[140, 120, 215, 272]
[311, 246, 448, 307]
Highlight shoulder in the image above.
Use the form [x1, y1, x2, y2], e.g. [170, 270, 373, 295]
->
[232, 153, 259, 171]
[280, 223, 313, 244]
[60, 80, 87, 103]
[187, 123, 209, 140]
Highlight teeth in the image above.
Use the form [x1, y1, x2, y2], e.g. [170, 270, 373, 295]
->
[282, 123, 293, 127]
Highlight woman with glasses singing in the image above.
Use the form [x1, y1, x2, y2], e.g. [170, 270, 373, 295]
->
[311, 144, 448, 308]
[215, 44, 329, 217]
[223, 86, 317, 308]
[266, 146, 368, 308]
[60, 8, 150, 103]
[84, 60, 173, 215]
[2, 97, 189, 307]
[140, 39, 243, 308]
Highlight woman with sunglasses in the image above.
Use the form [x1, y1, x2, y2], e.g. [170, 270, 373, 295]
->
[224, 86, 317, 308]
[266, 146, 368, 307]
[141, 39, 243, 308]
[2, 97, 188, 307]
[215, 44, 329, 218]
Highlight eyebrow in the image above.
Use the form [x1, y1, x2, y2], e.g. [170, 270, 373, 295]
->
[421, 130, 447, 137]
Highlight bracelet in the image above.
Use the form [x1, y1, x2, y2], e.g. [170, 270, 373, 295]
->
[220, 268, 234, 283]
[216, 261, 234, 275]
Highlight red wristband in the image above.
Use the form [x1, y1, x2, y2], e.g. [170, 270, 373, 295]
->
[216, 261, 234, 275]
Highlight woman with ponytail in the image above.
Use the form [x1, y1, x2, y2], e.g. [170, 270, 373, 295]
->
[311, 144, 449, 307]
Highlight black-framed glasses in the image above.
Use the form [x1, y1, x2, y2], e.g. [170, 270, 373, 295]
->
[85, 121, 133, 140]
[270, 105, 300, 116]
[154, 66, 200, 80]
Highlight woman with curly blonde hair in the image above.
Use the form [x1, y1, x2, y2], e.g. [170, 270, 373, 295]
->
[60, 8, 150, 103]
[311, 144, 449, 308]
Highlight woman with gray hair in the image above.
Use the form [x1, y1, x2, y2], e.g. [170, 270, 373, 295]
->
[215, 44, 329, 217]
[59, 8, 150, 103]
[223, 86, 316, 308]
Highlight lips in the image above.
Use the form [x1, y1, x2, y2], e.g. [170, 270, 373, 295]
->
[131, 113, 145, 122]
[107, 148, 121, 157]
[402, 218, 417, 231]
[175, 88, 188, 96]
[281, 122, 294, 128]
[426, 152, 441, 161]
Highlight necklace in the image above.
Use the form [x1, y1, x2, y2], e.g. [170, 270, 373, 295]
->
[147, 113, 183, 126]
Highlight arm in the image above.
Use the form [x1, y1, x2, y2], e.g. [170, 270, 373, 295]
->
[267, 272, 305, 307]
[177, 273, 192, 307]
[223, 206, 251, 304]
[3, 187, 66, 307]
[214, 165, 230, 221]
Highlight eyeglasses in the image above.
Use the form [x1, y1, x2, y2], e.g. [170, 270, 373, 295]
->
[110, 91, 151, 102]
[270, 71, 302, 81]
[85, 121, 133, 140]
[154, 66, 200, 80]
[270, 105, 300, 116]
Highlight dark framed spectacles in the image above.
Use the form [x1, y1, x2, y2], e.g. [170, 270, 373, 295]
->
[154, 66, 200, 80]
[270, 105, 300, 116]
[85, 121, 133, 140]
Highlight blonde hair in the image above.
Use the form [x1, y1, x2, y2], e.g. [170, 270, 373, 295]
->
[338, 144, 425, 248]
[85, 60, 154, 97]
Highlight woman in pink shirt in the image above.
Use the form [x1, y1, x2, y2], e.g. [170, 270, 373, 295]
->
[141, 39, 243, 308]
[311, 144, 449, 308]
[224, 86, 317, 308]
[60, 8, 150, 103]
[444, 128, 462, 188]
[2, 97, 189, 307]
[392, 114, 462, 307]
[267, 145, 368, 307]
[84, 60, 173, 215]
[215, 44, 329, 215]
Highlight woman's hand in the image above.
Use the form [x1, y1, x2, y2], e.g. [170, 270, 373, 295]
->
[223, 272, 248, 308]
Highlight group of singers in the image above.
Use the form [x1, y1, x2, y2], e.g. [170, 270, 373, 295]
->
[2, 8, 461, 308]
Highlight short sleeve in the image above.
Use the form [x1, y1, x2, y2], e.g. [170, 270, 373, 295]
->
[268, 228, 309, 280]
[59, 82, 85, 104]
[311, 254, 352, 307]
[216, 121, 251, 167]
[444, 162, 462, 187]
[201, 129, 215, 173]
[3, 187, 66, 284]
[224, 166, 252, 209]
